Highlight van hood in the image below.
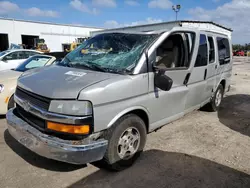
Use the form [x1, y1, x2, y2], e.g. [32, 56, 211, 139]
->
[17, 65, 120, 99]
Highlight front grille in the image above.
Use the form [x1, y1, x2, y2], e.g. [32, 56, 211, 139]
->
[15, 87, 51, 110]
[15, 104, 87, 140]
[16, 104, 46, 131]
[14, 87, 91, 140]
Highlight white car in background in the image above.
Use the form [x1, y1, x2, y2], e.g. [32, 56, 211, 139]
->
[0, 54, 57, 114]
[0, 49, 42, 71]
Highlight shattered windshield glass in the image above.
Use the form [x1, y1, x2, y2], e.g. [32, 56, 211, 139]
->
[59, 33, 158, 74]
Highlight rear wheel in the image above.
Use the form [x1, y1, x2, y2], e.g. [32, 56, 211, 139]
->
[7, 95, 15, 110]
[206, 84, 224, 112]
[95, 114, 147, 171]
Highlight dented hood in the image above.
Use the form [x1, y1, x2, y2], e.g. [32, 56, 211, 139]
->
[17, 65, 119, 99]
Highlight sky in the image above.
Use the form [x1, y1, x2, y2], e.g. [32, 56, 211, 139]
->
[0, 0, 249, 44]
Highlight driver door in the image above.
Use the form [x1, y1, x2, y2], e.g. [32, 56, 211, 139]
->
[146, 29, 198, 130]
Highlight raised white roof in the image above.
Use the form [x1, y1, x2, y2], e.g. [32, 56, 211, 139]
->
[91, 20, 232, 37]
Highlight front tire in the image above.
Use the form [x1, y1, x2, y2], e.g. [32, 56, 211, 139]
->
[96, 114, 147, 171]
[206, 84, 224, 112]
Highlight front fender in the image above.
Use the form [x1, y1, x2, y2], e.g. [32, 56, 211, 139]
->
[106, 106, 150, 128]
[0, 82, 16, 114]
[6, 82, 16, 99]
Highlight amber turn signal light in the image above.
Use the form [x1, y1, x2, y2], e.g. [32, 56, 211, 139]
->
[5, 97, 9, 104]
[47, 122, 90, 134]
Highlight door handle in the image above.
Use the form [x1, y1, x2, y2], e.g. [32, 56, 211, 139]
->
[183, 73, 191, 85]
[204, 69, 207, 80]
[215, 64, 218, 69]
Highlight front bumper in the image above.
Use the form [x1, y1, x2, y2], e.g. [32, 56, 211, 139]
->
[6, 108, 108, 164]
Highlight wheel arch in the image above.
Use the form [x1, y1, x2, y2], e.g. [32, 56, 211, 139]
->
[107, 106, 150, 133]
[214, 79, 226, 93]
[3, 84, 16, 111]
[7, 94, 15, 110]
[220, 79, 226, 91]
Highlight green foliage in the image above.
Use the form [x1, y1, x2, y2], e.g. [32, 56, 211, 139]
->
[233, 44, 250, 51]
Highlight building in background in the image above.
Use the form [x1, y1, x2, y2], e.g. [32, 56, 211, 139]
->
[0, 18, 103, 52]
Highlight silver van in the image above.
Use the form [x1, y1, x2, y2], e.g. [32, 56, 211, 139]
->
[6, 27, 232, 171]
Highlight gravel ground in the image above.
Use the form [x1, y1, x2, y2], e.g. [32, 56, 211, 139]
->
[1, 57, 250, 188]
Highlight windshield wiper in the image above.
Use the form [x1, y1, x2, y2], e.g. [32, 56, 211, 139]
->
[88, 62, 107, 72]
[68, 61, 107, 72]
[62, 59, 130, 74]
[57, 56, 72, 67]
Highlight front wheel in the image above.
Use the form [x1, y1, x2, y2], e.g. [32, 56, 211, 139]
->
[96, 114, 147, 171]
[206, 84, 224, 112]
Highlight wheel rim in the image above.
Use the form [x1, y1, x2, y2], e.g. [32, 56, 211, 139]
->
[117, 127, 140, 160]
[215, 89, 222, 107]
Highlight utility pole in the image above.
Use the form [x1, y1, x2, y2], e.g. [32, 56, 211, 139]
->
[172, 4, 181, 21]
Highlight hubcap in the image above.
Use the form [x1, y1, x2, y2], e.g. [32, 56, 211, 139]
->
[215, 89, 222, 107]
[117, 127, 140, 160]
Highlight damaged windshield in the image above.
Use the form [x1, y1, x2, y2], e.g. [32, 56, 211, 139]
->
[59, 33, 158, 74]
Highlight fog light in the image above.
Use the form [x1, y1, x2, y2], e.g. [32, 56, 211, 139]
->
[47, 122, 90, 134]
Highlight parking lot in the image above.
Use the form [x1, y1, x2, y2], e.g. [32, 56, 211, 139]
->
[1, 56, 250, 188]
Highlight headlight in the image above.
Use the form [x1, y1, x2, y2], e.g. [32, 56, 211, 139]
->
[0, 84, 4, 93]
[49, 100, 92, 116]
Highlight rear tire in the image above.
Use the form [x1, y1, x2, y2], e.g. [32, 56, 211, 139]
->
[94, 114, 147, 171]
[7, 95, 15, 110]
[206, 84, 224, 112]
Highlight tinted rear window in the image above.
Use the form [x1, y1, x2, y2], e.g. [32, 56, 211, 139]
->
[217, 37, 230, 65]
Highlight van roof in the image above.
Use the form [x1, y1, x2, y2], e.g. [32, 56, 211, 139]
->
[121, 20, 233, 32]
[91, 20, 233, 37]
[94, 27, 230, 38]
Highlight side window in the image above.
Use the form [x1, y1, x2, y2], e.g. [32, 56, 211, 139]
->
[217, 37, 230, 65]
[194, 34, 208, 67]
[28, 51, 40, 56]
[3, 52, 19, 61]
[208, 36, 215, 63]
[23, 51, 32, 58]
[155, 32, 195, 69]
[18, 51, 29, 59]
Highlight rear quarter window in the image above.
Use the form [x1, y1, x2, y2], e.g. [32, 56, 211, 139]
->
[216, 37, 230, 65]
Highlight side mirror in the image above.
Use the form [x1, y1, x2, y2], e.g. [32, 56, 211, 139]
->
[154, 69, 173, 91]
[3, 56, 11, 61]
[1, 58, 7, 62]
